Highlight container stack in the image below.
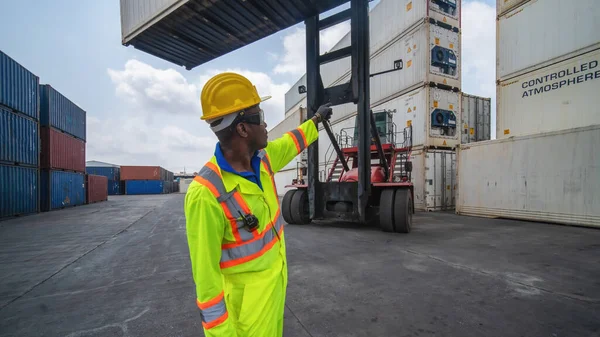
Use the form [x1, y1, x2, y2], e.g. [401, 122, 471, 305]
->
[456, 0, 600, 227]
[86, 162, 122, 195]
[39, 84, 87, 211]
[86, 174, 108, 204]
[460, 93, 491, 144]
[120, 166, 175, 195]
[0, 51, 40, 219]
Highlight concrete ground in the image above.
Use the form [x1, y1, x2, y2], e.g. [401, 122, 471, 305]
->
[0, 194, 598, 337]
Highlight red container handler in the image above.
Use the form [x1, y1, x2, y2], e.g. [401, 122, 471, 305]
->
[120, 166, 165, 180]
[86, 174, 108, 204]
[41, 127, 85, 173]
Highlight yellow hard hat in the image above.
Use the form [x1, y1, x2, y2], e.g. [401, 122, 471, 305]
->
[200, 72, 271, 120]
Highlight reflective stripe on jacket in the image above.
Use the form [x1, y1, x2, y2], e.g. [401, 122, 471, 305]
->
[184, 119, 319, 336]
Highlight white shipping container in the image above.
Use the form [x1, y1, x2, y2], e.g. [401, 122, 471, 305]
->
[178, 178, 193, 194]
[456, 125, 600, 228]
[411, 147, 456, 211]
[497, 0, 600, 81]
[285, 75, 307, 115]
[497, 48, 600, 139]
[120, 0, 184, 44]
[460, 93, 491, 144]
[496, 0, 528, 17]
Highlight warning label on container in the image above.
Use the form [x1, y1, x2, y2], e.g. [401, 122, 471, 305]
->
[521, 60, 600, 98]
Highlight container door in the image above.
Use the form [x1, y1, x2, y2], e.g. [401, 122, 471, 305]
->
[424, 150, 456, 211]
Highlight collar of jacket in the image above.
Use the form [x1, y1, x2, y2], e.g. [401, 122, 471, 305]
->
[209, 156, 271, 196]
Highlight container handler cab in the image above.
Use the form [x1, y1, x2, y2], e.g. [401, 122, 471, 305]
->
[119, 0, 414, 232]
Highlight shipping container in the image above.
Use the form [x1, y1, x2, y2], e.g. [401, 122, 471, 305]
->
[107, 179, 121, 195]
[497, 49, 600, 139]
[120, 166, 166, 180]
[125, 180, 164, 195]
[40, 127, 86, 173]
[0, 106, 39, 167]
[40, 170, 85, 211]
[460, 93, 491, 144]
[85, 166, 120, 181]
[497, 0, 600, 81]
[85, 174, 108, 204]
[0, 165, 39, 218]
[497, 0, 528, 17]
[0, 51, 39, 120]
[457, 125, 600, 228]
[410, 147, 456, 211]
[39, 85, 86, 141]
[178, 178, 194, 194]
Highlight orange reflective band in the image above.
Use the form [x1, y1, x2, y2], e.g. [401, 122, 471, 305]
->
[287, 131, 301, 153]
[204, 161, 222, 178]
[220, 225, 284, 269]
[196, 291, 224, 310]
[220, 202, 243, 243]
[221, 208, 281, 249]
[194, 176, 220, 198]
[202, 311, 229, 330]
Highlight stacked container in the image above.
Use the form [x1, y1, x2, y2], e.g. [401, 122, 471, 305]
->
[39, 84, 87, 211]
[86, 165, 122, 195]
[0, 51, 40, 218]
[460, 93, 491, 144]
[86, 174, 108, 204]
[120, 166, 174, 195]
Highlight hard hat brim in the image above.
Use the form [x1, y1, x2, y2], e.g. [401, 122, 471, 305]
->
[201, 95, 272, 121]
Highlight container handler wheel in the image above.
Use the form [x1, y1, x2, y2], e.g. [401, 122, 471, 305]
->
[290, 189, 311, 225]
[379, 189, 396, 232]
[393, 188, 412, 233]
[282, 190, 296, 224]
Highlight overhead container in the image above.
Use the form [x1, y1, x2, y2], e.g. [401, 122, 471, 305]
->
[285, 75, 306, 115]
[0, 107, 39, 167]
[85, 166, 120, 181]
[40, 170, 85, 211]
[107, 179, 121, 195]
[497, 49, 600, 139]
[410, 147, 456, 211]
[120, 165, 165, 180]
[460, 93, 491, 144]
[497, 0, 600, 81]
[40, 127, 86, 173]
[0, 51, 39, 119]
[497, 0, 528, 17]
[85, 174, 108, 204]
[0, 165, 39, 218]
[125, 180, 164, 195]
[457, 125, 600, 228]
[39, 85, 86, 141]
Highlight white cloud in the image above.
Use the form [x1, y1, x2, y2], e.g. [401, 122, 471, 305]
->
[273, 23, 351, 76]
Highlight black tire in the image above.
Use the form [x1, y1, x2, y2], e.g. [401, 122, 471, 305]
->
[379, 189, 396, 232]
[290, 189, 311, 225]
[282, 190, 296, 224]
[393, 189, 413, 233]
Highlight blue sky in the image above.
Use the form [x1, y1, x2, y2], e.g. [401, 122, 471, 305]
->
[0, 0, 496, 173]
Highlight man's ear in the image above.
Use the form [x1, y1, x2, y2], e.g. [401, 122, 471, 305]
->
[235, 123, 249, 138]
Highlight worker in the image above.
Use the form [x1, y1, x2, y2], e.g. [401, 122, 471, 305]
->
[184, 72, 332, 336]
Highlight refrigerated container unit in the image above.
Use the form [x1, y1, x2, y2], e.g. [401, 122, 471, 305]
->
[40, 170, 85, 211]
[40, 127, 85, 173]
[497, 49, 600, 139]
[39, 84, 86, 141]
[120, 165, 166, 181]
[85, 174, 108, 204]
[0, 106, 39, 167]
[460, 93, 491, 144]
[0, 164, 39, 219]
[0, 51, 39, 120]
[457, 125, 600, 228]
[497, 0, 600, 82]
[125, 180, 164, 195]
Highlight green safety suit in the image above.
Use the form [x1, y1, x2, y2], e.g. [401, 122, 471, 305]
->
[184, 119, 319, 336]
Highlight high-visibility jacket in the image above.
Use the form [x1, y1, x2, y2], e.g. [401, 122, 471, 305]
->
[184, 119, 319, 336]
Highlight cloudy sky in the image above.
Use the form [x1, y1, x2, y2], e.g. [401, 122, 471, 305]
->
[0, 0, 495, 174]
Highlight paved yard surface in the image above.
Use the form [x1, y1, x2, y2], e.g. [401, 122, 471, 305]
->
[0, 194, 598, 337]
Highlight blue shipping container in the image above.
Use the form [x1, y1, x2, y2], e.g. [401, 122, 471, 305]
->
[41, 170, 85, 211]
[39, 85, 86, 141]
[0, 51, 39, 120]
[107, 179, 121, 195]
[125, 180, 164, 195]
[0, 165, 39, 218]
[85, 166, 120, 181]
[0, 107, 39, 166]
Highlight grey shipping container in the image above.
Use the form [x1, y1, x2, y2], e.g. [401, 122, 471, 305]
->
[39, 85, 86, 141]
[460, 93, 491, 144]
[0, 51, 39, 120]
[0, 106, 39, 167]
[0, 164, 39, 218]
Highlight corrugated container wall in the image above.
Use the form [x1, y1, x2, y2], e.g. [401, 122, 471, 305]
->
[107, 180, 121, 195]
[0, 107, 39, 167]
[497, 0, 600, 81]
[460, 93, 491, 143]
[457, 125, 600, 228]
[497, 0, 528, 16]
[0, 51, 39, 120]
[0, 165, 39, 218]
[410, 147, 456, 211]
[497, 49, 600, 139]
[125, 180, 164, 195]
[120, 0, 184, 43]
[86, 174, 108, 204]
[120, 166, 165, 180]
[39, 85, 87, 141]
[85, 166, 120, 181]
[41, 170, 85, 211]
[41, 127, 86, 172]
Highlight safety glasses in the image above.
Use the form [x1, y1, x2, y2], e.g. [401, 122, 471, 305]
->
[238, 108, 264, 126]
